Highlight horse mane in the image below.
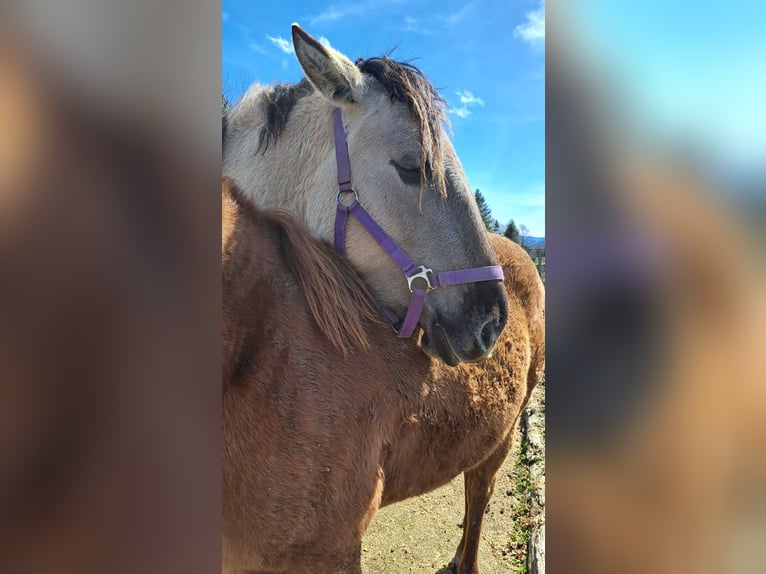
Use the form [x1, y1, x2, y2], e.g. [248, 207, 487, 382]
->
[224, 180, 384, 354]
[232, 57, 449, 196]
[253, 79, 314, 154]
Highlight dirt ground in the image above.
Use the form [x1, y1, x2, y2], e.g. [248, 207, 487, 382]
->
[361, 383, 546, 574]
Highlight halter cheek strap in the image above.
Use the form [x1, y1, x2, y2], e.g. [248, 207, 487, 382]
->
[331, 107, 504, 338]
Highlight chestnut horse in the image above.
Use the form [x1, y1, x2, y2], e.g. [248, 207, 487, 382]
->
[222, 179, 544, 573]
[223, 24, 507, 365]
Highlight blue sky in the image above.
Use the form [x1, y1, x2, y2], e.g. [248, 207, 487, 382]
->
[222, 0, 546, 237]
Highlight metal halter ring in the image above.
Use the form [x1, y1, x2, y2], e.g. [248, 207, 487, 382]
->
[336, 188, 359, 206]
[406, 265, 434, 292]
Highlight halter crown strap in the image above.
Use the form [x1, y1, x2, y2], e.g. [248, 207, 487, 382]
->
[333, 108, 353, 192]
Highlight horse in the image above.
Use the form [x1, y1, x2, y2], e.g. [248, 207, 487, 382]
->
[222, 178, 544, 574]
[223, 24, 507, 366]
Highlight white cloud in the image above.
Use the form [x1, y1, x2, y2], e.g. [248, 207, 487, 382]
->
[456, 90, 485, 107]
[450, 90, 485, 118]
[222, 12, 230, 23]
[451, 106, 471, 118]
[318, 36, 332, 48]
[514, 1, 545, 48]
[267, 35, 294, 54]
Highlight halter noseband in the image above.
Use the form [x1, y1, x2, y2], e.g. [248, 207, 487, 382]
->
[331, 107, 504, 338]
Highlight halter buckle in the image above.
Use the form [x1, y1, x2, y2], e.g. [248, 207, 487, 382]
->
[406, 265, 434, 292]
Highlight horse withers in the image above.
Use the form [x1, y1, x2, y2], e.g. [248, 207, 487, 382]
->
[223, 24, 507, 365]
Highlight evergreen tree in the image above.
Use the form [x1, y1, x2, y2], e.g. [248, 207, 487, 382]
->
[504, 219, 521, 244]
[474, 189, 499, 232]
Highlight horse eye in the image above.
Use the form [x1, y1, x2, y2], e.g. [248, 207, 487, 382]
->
[389, 159, 421, 186]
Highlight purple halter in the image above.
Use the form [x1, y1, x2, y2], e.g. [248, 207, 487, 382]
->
[331, 107, 504, 338]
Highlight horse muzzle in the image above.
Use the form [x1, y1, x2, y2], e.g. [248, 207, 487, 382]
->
[421, 281, 508, 366]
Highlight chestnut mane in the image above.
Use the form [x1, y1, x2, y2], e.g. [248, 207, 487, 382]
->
[223, 180, 383, 353]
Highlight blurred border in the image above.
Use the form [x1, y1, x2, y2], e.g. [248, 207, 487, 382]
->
[547, 2, 766, 573]
[3, 2, 765, 573]
[1, 2, 221, 573]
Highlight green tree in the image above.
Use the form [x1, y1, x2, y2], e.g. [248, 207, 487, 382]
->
[504, 219, 521, 244]
[474, 189, 500, 233]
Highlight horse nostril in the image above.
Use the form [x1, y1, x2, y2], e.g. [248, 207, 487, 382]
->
[480, 321, 497, 352]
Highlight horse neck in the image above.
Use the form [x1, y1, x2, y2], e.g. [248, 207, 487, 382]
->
[224, 93, 335, 229]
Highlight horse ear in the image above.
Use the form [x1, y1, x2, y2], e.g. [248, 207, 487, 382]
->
[291, 24, 362, 103]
